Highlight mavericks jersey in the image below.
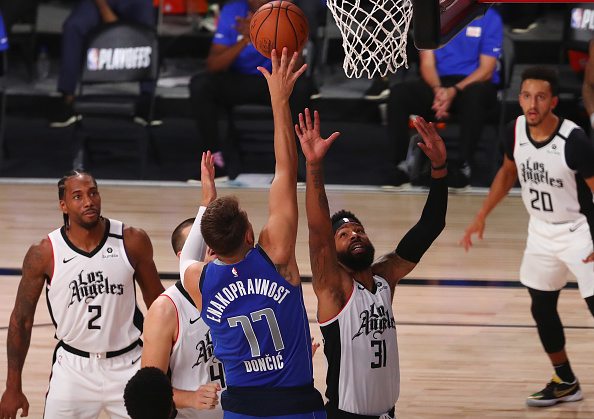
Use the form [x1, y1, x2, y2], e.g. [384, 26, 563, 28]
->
[200, 245, 314, 388]
[162, 281, 224, 419]
[320, 276, 399, 416]
[507, 116, 594, 224]
[46, 219, 143, 353]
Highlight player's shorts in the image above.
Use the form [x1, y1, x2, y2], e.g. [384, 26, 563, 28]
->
[44, 340, 142, 419]
[224, 411, 326, 419]
[520, 216, 594, 298]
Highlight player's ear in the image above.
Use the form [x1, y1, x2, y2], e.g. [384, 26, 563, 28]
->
[59, 200, 68, 214]
[551, 96, 559, 110]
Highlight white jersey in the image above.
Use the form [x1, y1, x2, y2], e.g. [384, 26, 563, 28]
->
[47, 219, 142, 353]
[162, 281, 224, 419]
[319, 275, 399, 416]
[510, 116, 594, 224]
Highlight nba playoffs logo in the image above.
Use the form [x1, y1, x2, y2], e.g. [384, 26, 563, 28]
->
[571, 7, 594, 30]
[87, 48, 99, 71]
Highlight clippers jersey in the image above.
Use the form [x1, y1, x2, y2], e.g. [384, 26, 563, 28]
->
[320, 276, 399, 416]
[507, 116, 594, 224]
[200, 245, 315, 389]
[46, 219, 143, 352]
[162, 281, 224, 419]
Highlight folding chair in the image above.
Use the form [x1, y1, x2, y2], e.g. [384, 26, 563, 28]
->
[71, 21, 160, 179]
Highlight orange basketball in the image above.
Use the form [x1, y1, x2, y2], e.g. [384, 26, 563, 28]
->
[249, 1, 309, 59]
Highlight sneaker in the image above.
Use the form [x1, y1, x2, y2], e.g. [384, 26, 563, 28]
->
[364, 78, 390, 101]
[49, 104, 81, 128]
[448, 162, 471, 192]
[511, 18, 538, 34]
[381, 168, 411, 190]
[133, 116, 163, 127]
[134, 96, 163, 127]
[526, 374, 583, 407]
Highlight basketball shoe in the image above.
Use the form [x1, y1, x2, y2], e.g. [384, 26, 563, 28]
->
[526, 374, 583, 407]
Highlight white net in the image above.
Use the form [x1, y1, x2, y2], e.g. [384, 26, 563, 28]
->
[326, 0, 413, 79]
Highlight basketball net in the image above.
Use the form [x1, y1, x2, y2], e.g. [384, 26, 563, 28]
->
[326, 0, 413, 79]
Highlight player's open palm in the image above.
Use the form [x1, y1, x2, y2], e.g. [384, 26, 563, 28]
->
[458, 217, 486, 253]
[412, 116, 447, 165]
[258, 48, 306, 102]
[201, 151, 217, 205]
[295, 108, 339, 164]
[0, 387, 29, 419]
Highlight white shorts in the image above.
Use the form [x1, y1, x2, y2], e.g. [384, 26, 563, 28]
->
[44, 343, 142, 419]
[520, 216, 594, 298]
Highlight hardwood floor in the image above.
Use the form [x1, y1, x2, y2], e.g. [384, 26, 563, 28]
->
[0, 182, 592, 418]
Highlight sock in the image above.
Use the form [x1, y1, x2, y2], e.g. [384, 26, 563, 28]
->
[554, 361, 576, 383]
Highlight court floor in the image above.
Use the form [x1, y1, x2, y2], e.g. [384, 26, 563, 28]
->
[0, 181, 593, 418]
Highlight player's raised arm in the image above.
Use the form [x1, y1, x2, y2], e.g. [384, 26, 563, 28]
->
[295, 108, 345, 319]
[373, 117, 448, 293]
[179, 152, 217, 311]
[256, 48, 306, 284]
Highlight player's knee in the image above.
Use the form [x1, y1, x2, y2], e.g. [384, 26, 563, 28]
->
[528, 287, 560, 321]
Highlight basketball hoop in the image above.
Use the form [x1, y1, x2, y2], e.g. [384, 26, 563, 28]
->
[325, 0, 413, 79]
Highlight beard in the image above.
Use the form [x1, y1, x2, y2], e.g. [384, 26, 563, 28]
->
[337, 242, 376, 272]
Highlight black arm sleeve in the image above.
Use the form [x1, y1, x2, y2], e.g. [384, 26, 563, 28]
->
[395, 176, 448, 263]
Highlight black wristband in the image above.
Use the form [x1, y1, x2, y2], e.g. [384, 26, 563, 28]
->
[431, 160, 448, 170]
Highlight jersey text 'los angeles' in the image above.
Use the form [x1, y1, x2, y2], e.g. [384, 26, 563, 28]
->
[47, 219, 143, 353]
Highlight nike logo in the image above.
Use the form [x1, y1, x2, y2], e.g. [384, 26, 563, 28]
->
[519, 142, 529, 146]
[63, 256, 77, 263]
[131, 356, 141, 365]
[189, 317, 201, 324]
[553, 383, 577, 398]
[569, 221, 585, 232]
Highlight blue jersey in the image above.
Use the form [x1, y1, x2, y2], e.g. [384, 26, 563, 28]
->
[200, 245, 315, 387]
[200, 245, 324, 416]
[213, 0, 272, 75]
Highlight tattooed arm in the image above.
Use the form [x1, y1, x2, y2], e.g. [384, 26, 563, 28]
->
[295, 109, 350, 322]
[0, 239, 53, 419]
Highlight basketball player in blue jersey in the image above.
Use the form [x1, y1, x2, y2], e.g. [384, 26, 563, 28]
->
[295, 110, 448, 419]
[181, 48, 325, 418]
[460, 66, 594, 407]
[0, 170, 165, 419]
[141, 152, 224, 418]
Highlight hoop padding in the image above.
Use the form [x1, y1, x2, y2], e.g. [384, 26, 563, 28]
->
[326, 0, 412, 79]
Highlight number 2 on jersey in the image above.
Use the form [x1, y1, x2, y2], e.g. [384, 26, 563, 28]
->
[88, 305, 101, 329]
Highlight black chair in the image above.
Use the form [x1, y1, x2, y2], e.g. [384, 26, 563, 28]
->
[71, 21, 160, 179]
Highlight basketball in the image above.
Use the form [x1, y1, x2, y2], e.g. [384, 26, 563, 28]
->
[249, 1, 309, 59]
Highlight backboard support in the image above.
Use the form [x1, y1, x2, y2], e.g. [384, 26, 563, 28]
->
[412, 0, 580, 50]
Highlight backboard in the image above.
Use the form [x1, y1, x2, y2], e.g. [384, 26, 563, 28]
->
[413, 0, 584, 50]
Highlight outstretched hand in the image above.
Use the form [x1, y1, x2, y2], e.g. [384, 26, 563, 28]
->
[201, 151, 217, 206]
[294, 108, 340, 164]
[412, 116, 447, 167]
[458, 217, 485, 253]
[257, 48, 307, 103]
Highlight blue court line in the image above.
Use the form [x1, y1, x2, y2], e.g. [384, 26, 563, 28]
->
[1, 269, 580, 290]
